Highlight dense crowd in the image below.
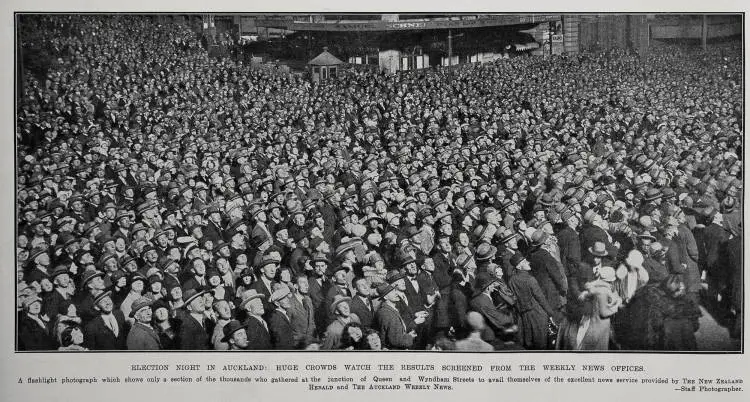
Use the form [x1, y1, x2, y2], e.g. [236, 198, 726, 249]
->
[16, 15, 743, 351]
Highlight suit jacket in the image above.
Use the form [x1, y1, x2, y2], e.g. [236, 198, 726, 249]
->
[375, 303, 414, 350]
[268, 309, 295, 350]
[430, 251, 454, 290]
[307, 274, 329, 335]
[175, 309, 210, 350]
[19, 314, 55, 350]
[250, 278, 276, 320]
[287, 293, 316, 341]
[204, 220, 225, 244]
[403, 276, 424, 311]
[126, 321, 161, 350]
[244, 315, 272, 350]
[84, 310, 128, 350]
[43, 288, 71, 323]
[349, 295, 376, 328]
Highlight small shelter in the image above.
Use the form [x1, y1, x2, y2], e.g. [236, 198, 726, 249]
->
[308, 47, 344, 83]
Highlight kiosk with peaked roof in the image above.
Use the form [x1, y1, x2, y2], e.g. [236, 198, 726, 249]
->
[308, 47, 344, 83]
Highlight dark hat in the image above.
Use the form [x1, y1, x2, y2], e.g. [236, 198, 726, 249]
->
[93, 290, 113, 306]
[129, 272, 148, 285]
[333, 241, 356, 259]
[183, 288, 208, 306]
[80, 269, 105, 288]
[311, 252, 330, 265]
[220, 320, 248, 343]
[498, 231, 518, 245]
[28, 247, 48, 263]
[49, 265, 70, 279]
[473, 272, 499, 295]
[510, 252, 526, 268]
[376, 282, 396, 299]
[643, 188, 662, 202]
[385, 269, 406, 284]
[128, 296, 154, 318]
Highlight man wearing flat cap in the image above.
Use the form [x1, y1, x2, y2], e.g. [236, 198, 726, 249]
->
[84, 290, 127, 350]
[126, 296, 160, 350]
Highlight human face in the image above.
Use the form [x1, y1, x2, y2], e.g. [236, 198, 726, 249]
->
[336, 301, 350, 317]
[347, 326, 363, 342]
[405, 262, 418, 276]
[137, 307, 153, 323]
[131, 280, 144, 294]
[296, 277, 310, 294]
[355, 279, 370, 297]
[170, 286, 183, 301]
[27, 300, 42, 315]
[154, 307, 169, 322]
[262, 263, 277, 280]
[366, 333, 381, 350]
[188, 295, 206, 313]
[97, 296, 114, 313]
[232, 328, 249, 349]
[193, 260, 206, 276]
[248, 298, 264, 316]
[71, 327, 84, 345]
[214, 300, 232, 320]
[334, 270, 347, 285]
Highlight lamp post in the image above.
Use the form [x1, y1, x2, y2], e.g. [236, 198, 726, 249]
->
[447, 29, 464, 67]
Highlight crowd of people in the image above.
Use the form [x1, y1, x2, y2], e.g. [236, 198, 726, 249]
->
[16, 15, 742, 351]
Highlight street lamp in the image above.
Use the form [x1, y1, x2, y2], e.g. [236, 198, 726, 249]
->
[447, 29, 464, 66]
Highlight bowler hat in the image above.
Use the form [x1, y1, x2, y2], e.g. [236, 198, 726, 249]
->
[183, 288, 208, 306]
[510, 252, 527, 268]
[93, 290, 113, 306]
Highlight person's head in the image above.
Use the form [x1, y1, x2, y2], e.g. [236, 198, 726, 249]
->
[213, 299, 232, 320]
[247, 297, 265, 316]
[229, 325, 249, 349]
[364, 329, 382, 350]
[186, 292, 205, 314]
[335, 300, 351, 318]
[437, 236, 452, 253]
[61, 325, 84, 347]
[191, 258, 206, 276]
[353, 276, 370, 297]
[134, 305, 153, 324]
[663, 274, 686, 298]
[95, 293, 114, 314]
[333, 267, 348, 285]
[342, 322, 364, 347]
[261, 261, 277, 280]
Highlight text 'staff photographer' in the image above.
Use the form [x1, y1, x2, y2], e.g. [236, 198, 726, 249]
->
[15, 13, 742, 352]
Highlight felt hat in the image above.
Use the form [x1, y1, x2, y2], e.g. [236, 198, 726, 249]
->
[220, 320, 248, 343]
[588, 241, 608, 257]
[329, 294, 352, 315]
[129, 296, 154, 318]
[238, 289, 265, 310]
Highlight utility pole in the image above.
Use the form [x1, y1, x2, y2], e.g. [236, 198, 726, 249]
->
[702, 15, 708, 50]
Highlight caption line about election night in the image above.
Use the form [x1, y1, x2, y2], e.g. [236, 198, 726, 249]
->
[16, 362, 745, 393]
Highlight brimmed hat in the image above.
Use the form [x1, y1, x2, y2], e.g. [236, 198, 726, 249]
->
[80, 269, 105, 288]
[238, 289, 265, 310]
[183, 288, 208, 306]
[588, 241, 608, 257]
[311, 252, 330, 265]
[22, 295, 43, 309]
[473, 272, 499, 296]
[329, 294, 352, 315]
[269, 285, 291, 303]
[376, 283, 396, 299]
[128, 296, 154, 318]
[385, 269, 406, 284]
[643, 188, 662, 202]
[475, 243, 497, 262]
[93, 290, 113, 306]
[220, 320, 248, 343]
[28, 247, 48, 263]
[333, 241, 356, 259]
[49, 265, 70, 279]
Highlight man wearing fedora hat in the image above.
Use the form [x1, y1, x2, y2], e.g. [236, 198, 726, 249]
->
[251, 253, 281, 320]
[43, 265, 75, 323]
[175, 288, 210, 350]
[374, 283, 416, 350]
[126, 296, 160, 350]
[508, 253, 557, 350]
[221, 320, 249, 350]
[239, 289, 272, 350]
[76, 268, 107, 324]
[268, 285, 295, 350]
[84, 290, 127, 350]
[321, 294, 360, 350]
[306, 252, 330, 336]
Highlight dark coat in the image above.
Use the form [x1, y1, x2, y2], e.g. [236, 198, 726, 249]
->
[579, 224, 618, 259]
[19, 314, 56, 351]
[175, 309, 210, 350]
[349, 295, 376, 329]
[84, 310, 128, 350]
[509, 270, 554, 349]
[528, 247, 568, 312]
[287, 293, 316, 342]
[244, 315, 272, 350]
[307, 274, 329, 336]
[268, 309, 295, 350]
[469, 293, 514, 343]
[126, 321, 161, 350]
[375, 302, 414, 349]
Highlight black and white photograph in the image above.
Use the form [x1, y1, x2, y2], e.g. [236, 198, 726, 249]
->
[14, 12, 743, 353]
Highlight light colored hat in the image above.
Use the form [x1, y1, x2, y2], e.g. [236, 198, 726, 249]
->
[597, 266, 617, 282]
